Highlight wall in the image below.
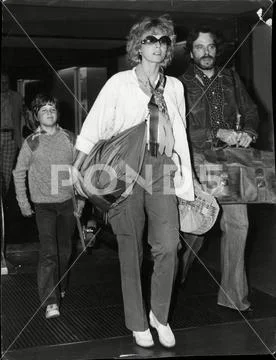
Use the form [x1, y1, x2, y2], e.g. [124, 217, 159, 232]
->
[51, 67, 108, 133]
[252, 24, 273, 151]
[117, 55, 130, 72]
[87, 68, 107, 111]
[52, 67, 76, 132]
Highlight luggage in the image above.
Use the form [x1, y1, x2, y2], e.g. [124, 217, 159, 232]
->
[193, 147, 276, 204]
[78, 121, 147, 212]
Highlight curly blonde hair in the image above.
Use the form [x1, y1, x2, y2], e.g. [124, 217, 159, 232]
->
[126, 14, 176, 68]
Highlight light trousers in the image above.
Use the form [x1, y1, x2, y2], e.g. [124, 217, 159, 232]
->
[181, 204, 250, 310]
[108, 150, 180, 331]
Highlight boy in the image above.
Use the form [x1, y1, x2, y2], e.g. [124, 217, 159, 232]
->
[13, 93, 76, 319]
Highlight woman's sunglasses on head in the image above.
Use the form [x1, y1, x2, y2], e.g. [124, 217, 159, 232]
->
[141, 35, 171, 46]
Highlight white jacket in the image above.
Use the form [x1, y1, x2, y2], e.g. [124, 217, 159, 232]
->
[76, 68, 194, 201]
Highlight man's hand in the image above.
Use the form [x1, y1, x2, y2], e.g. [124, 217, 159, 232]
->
[236, 132, 253, 148]
[216, 129, 239, 146]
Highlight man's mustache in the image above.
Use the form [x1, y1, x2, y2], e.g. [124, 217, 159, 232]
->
[200, 56, 214, 60]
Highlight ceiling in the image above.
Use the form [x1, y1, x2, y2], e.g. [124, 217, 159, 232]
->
[1, 0, 273, 79]
[2, 0, 273, 50]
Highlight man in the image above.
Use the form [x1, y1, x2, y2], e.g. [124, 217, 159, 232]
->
[1, 72, 23, 196]
[178, 26, 259, 312]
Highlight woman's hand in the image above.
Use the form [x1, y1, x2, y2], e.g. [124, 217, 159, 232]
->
[74, 197, 86, 218]
[71, 165, 87, 199]
[71, 150, 88, 198]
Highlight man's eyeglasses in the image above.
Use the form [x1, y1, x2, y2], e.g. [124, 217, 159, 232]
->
[141, 35, 171, 46]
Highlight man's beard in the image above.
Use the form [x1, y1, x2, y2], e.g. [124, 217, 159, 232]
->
[194, 56, 216, 70]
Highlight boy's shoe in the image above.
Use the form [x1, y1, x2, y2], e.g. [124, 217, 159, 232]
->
[45, 304, 60, 319]
[133, 329, 154, 348]
[149, 310, 175, 348]
[61, 291, 66, 298]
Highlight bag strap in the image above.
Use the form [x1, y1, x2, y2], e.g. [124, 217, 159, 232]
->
[231, 68, 242, 131]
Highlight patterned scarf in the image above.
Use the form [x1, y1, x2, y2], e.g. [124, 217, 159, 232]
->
[138, 70, 174, 157]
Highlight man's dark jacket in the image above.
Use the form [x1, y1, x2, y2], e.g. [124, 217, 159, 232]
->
[178, 64, 259, 153]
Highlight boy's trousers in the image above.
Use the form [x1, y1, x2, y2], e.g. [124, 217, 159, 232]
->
[34, 198, 75, 306]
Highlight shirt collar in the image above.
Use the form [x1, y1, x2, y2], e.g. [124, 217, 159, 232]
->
[133, 66, 161, 87]
[34, 124, 60, 135]
[194, 65, 218, 81]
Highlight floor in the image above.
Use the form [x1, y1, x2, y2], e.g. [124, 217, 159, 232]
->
[201, 204, 276, 297]
[1, 185, 276, 359]
[3, 318, 276, 360]
[2, 232, 276, 359]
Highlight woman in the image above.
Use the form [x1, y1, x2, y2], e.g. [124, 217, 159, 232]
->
[73, 15, 194, 348]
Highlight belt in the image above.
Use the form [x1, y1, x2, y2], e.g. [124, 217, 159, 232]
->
[147, 142, 159, 156]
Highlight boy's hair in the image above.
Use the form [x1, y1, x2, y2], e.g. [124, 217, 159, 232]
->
[31, 93, 59, 117]
[126, 14, 176, 68]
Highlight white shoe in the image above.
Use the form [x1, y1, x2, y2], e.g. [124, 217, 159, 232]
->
[61, 291, 66, 298]
[45, 304, 60, 319]
[149, 310, 175, 348]
[133, 329, 154, 348]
